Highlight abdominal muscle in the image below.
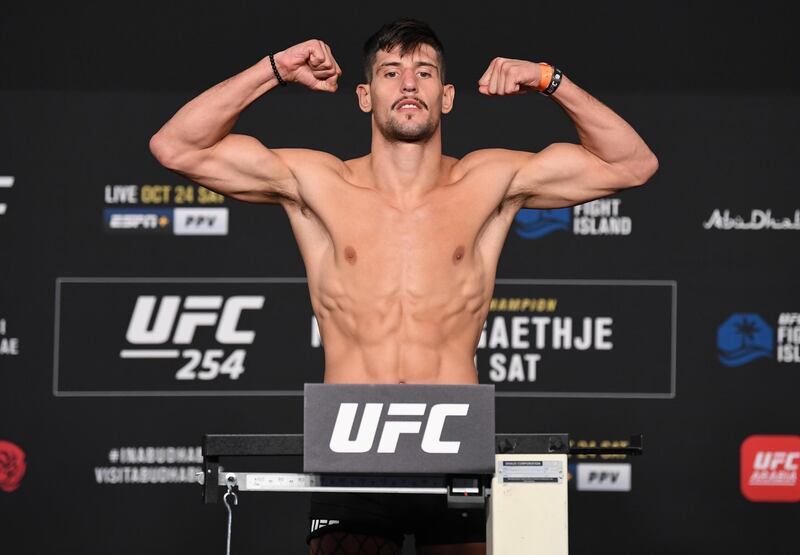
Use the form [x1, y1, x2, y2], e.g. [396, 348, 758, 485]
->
[309, 252, 491, 385]
[320, 324, 482, 385]
[322, 342, 481, 385]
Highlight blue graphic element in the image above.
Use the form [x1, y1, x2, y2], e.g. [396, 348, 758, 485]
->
[513, 208, 571, 239]
[717, 313, 773, 367]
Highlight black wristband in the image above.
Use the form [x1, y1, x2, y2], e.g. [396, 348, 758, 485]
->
[269, 54, 287, 87]
[539, 67, 563, 97]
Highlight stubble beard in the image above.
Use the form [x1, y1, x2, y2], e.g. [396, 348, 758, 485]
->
[380, 111, 438, 143]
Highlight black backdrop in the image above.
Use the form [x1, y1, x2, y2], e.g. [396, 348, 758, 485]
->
[1, 2, 799, 554]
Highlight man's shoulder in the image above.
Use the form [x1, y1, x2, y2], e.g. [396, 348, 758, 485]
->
[274, 148, 351, 177]
[452, 148, 535, 179]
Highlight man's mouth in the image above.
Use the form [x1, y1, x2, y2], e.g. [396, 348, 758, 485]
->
[394, 98, 425, 111]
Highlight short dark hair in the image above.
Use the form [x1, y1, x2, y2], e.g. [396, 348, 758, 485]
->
[363, 18, 446, 83]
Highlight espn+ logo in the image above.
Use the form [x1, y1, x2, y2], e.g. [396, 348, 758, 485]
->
[740, 435, 800, 503]
[122, 295, 264, 381]
[329, 403, 469, 454]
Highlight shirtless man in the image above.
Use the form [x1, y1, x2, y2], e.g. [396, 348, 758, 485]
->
[150, 17, 657, 555]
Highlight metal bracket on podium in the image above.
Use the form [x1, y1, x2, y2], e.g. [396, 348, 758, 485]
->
[201, 433, 576, 503]
[200, 433, 643, 504]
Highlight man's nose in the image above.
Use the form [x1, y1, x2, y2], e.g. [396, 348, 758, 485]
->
[401, 69, 418, 92]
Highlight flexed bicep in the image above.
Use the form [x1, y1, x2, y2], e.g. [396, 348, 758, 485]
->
[148, 37, 344, 206]
[152, 133, 301, 204]
[509, 143, 647, 209]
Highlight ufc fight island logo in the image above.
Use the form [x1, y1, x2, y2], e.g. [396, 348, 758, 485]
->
[122, 295, 264, 380]
[329, 403, 469, 454]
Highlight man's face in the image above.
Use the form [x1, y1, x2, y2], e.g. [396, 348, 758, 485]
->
[358, 44, 454, 143]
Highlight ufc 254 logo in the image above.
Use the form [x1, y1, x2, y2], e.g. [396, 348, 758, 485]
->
[121, 295, 265, 381]
[329, 403, 469, 454]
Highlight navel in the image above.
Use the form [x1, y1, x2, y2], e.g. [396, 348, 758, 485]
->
[452, 245, 465, 264]
[344, 246, 358, 265]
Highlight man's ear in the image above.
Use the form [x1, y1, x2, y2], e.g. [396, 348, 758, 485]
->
[356, 84, 372, 113]
[441, 84, 455, 114]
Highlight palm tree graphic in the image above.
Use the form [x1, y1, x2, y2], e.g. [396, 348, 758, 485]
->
[734, 316, 760, 350]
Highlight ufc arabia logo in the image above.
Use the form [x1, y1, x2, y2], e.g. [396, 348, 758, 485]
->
[740, 435, 800, 502]
[753, 451, 799, 473]
[329, 403, 469, 454]
[748, 451, 799, 487]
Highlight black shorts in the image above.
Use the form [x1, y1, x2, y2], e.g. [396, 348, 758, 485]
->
[307, 492, 486, 547]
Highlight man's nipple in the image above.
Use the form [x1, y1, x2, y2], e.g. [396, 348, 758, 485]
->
[344, 246, 358, 264]
[452, 245, 465, 264]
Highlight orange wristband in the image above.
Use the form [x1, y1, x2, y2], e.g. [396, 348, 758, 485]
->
[537, 63, 554, 91]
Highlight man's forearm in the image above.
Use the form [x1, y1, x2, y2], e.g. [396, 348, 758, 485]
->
[150, 54, 282, 160]
[549, 75, 657, 180]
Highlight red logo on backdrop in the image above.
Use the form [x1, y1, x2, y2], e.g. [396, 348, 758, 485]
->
[740, 435, 800, 503]
[0, 440, 27, 493]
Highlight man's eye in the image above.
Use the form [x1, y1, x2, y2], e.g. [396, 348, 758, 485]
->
[385, 71, 397, 77]
[419, 72, 431, 78]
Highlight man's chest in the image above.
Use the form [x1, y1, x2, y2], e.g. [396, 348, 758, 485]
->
[285, 172, 521, 286]
[308, 176, 508, 243]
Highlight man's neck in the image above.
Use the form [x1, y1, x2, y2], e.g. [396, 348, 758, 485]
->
[367, 128, 444, 202]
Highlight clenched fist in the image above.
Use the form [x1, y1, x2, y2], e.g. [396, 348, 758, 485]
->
[478, 57, 544, 96]
[273, 39, 342, 92]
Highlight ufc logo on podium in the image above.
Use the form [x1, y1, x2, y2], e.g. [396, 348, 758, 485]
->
[304, 384, 495, 474]
[329, 403, 469, 454]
